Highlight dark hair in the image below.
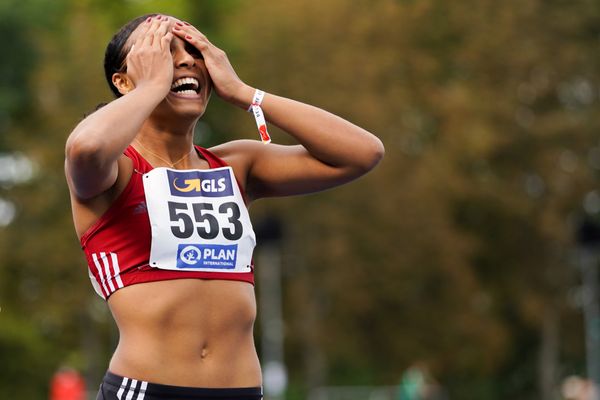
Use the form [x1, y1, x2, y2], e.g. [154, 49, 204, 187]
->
[103, 14, 157, 98]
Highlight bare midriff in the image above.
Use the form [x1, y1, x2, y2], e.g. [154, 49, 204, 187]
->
[106, 278, 261, 388]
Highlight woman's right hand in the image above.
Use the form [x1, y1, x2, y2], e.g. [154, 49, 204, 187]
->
[124, 15, 174, 96]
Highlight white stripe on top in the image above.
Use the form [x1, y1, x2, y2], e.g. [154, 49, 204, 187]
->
[91, 252, 123, 297]
[87, 267, 106, 300]
[111, 252, 124, 288]
[92, 253, 109, 297]
[100, 252, 116, 292]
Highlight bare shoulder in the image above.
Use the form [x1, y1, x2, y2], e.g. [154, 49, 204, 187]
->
[209, 139, 265, 173]
[206, 140, 258, 191]
[208, 140, 300, 201]
[208, 139, 266, 160]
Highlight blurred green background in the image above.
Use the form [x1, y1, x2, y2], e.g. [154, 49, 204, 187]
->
[1, 0, 599, 399]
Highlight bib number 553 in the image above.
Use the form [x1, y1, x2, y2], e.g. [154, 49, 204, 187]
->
[168, 201, 243, 240]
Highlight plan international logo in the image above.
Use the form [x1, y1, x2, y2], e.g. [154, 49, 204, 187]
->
[167, 169, 233, 197]
[177, 244, 238, 269]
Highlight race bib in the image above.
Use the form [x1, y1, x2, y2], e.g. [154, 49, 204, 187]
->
[142, 167, 255, 272]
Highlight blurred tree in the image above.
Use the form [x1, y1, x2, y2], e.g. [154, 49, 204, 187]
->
[222, 0, 600, 398]
[0, 0, 71, 397]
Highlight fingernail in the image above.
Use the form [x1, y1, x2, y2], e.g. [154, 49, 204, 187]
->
[146, 17, 151, 23]
[156, 15, 162, 20]
[185, 35, 192, 40]
[183, 21, 190, 26]
[173, 26, 181, 31]
[175, 21, 183, 26]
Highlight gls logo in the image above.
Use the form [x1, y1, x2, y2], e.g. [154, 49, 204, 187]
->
[174, 178, 226, 193]
[167, 169, 233, 197]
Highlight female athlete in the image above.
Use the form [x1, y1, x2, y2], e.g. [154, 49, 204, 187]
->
[65, 14, 384, 400]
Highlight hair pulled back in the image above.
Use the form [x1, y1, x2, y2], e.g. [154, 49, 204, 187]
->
[103, 14, 156, 98]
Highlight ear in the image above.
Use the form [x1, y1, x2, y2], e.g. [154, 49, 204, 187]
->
[112, 72, 134, 95]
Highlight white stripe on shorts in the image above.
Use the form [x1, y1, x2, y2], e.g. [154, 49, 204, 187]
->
[116, 377, 129, 400]
[135, 381, 148, 400]
[125, 379, 138, 400]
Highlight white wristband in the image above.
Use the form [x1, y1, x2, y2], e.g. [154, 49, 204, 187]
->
[247, 89, 265, 112]
[248, 89, 271, 144]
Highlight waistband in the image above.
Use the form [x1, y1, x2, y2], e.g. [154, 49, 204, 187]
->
[102, 371, 263, 399]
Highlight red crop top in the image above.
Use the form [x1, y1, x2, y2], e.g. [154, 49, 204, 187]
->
[81, 145, 255, 300]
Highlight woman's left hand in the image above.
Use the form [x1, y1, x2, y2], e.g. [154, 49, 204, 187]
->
[172, 22, 252, 107]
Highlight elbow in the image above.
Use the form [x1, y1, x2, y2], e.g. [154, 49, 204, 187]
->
[371, 136, 385, 166]
[357, 135, 385, 173]
[65, 131, 105, 170]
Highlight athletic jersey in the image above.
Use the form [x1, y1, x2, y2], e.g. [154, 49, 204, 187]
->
[81, 145, 256, 300]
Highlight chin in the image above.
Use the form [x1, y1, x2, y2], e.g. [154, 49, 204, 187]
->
[149, 101, 206, 127]
[165, 94, 208, 116]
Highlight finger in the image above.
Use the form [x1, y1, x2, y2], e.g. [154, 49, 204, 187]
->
[181, 21, 201, 34]
[174, 20, 194, 30]
[185, 34, 211, 55]
[154, 18, 171, 43]
[144, 15, 163, 46]
[172, 26, 210, 53]
[173, 22, 206, 39]
[172, 23, 186, 37]
[132, 17, 152, 48]
[160, 32, 174, 51]
[138, 16, 153, 35]
[149, 15, 167, 43]
[123, 43, 136, 70]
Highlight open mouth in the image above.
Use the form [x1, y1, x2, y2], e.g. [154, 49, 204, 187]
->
[170, 77, 200, 96]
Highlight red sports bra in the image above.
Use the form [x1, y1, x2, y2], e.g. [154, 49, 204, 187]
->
[81, 145, 255, 300]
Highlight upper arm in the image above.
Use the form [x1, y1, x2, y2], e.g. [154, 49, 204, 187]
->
[65, 154, 133, 239]
[65, 132, 121, 200]
[211, 140, 365, 201]
[249, 144, 361, 199]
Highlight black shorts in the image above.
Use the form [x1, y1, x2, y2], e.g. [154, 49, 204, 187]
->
[96, 371, 263, 400]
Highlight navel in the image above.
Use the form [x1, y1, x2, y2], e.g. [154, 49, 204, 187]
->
[200, 345, 209, 359]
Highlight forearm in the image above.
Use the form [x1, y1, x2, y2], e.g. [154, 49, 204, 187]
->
[65, 85, 167, 199]
[234, 85, 384, 171]
[66, 86, 165, 163]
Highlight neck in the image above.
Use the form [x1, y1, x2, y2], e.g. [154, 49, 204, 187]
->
[134, 122, 197, 168]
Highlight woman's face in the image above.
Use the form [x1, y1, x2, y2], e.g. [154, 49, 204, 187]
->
[122, 16, 212, 121]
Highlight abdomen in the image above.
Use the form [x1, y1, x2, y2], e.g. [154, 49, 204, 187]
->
[106, 279, 261, 387]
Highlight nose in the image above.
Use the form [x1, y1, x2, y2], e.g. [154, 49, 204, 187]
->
[173, 46, 195, 68]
